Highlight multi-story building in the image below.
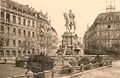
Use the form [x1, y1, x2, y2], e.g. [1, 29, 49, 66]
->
[0, 0, 58, 58]
[84, 11, 120, 55]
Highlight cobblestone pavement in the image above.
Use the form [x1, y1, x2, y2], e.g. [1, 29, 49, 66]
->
[0, 64, 27, 78]
[77, 60, 120, 78]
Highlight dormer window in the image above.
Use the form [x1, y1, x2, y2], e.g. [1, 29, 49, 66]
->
[18, 8, 22, 12]
[8, 5, 11, 9]
[23, 10, 26, 14]
[12, 6, 17, 11]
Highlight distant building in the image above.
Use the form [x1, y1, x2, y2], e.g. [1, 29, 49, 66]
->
[84, 11, 120, 55]
[0, 0, 58, 58]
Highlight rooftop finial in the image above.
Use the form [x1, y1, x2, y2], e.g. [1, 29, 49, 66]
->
[106, 0, 115, 12]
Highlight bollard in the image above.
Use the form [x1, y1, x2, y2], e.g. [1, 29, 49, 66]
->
[81, 64, 84, 73]
[44, 70, 52, 78]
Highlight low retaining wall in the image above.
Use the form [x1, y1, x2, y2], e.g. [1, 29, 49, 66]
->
[10, 60, 112, 78]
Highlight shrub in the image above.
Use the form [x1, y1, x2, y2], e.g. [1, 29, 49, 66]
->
[78, 56, 91, 66]
[26, 53, 55, 73]
[60, 65, 73, 75]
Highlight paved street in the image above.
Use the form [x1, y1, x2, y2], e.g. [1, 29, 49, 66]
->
[0, 64, 27, 78]
[77, 60, 120, 78]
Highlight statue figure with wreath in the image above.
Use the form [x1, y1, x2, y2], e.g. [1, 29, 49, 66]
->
[63, 10, 76, 32]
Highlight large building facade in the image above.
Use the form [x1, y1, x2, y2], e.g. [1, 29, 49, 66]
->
[84, 11, 120, 55]
[0, 0, 58, 58]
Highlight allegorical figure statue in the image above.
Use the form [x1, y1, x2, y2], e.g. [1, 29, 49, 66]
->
[63, 10, 76, 32]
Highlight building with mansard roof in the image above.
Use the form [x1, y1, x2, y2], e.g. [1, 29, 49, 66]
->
[84, 11, 120, 55]
[0, 0, 58, 58]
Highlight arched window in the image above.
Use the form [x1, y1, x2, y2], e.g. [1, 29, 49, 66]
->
[18, 8, 22, 13]
[23, 18, 26, 26]
[6, 13, 10, 22]
[18, 51, 22, 56]
[23, 51, 26, 56]
[1, 11, 4, 20]
[0, 50, 4, 57]
[28, 51, 31, 55]
[12, 6, 17, 11]
[13, 15, 16, 23]
[32, 48, 35, 54]
[18, 40, 21, 47]
[6, 50, 10, 57]
[18, 17, 21, 25]
[12, 51, 16, 56]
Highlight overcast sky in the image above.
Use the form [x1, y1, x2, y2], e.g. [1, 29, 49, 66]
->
[13, 0, 120, 39]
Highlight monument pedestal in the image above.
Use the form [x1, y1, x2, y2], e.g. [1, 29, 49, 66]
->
[62, 32, 79, 55]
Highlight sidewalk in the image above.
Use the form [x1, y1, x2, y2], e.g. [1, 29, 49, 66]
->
[77, 60, 120, 78]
